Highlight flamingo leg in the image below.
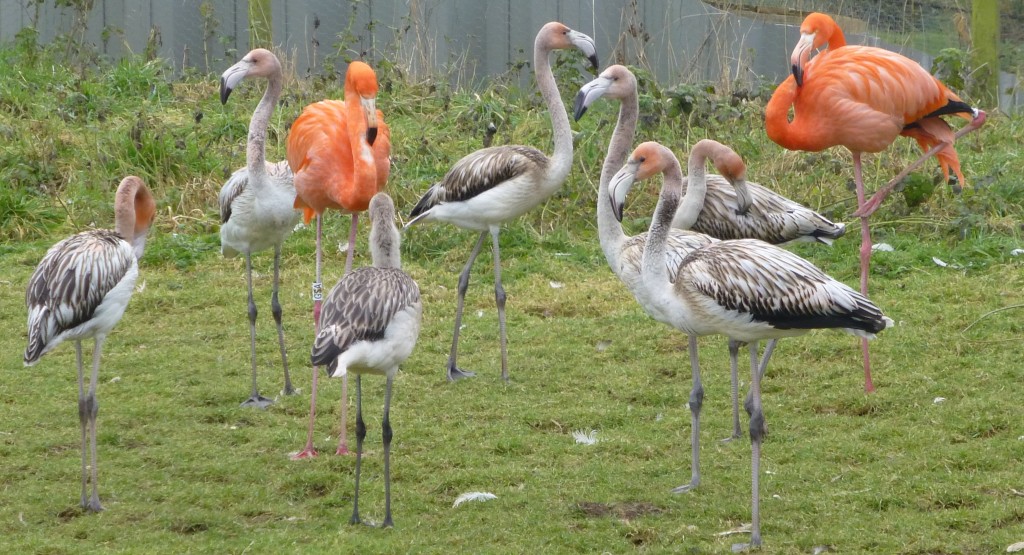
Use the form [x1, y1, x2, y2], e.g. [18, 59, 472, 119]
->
[490, 227, 509, 382]
[295, 216, 325, 459]
[382, 374, 395, 528]
[446, 231, 487, 381]
[855, 110, 987, 219]
[84, 337, 104, 512]
[242, 252, 273, 408]
[733, 340, 775, 552]
[75, 341, 89, 509]
[350, 374, 365, 525]
[334, 214, 360, 454]
[722, 339, 743, 442]
[852, 153, 876, 393]
[672, 334, 703, 493]
[272, 244, 294, 396]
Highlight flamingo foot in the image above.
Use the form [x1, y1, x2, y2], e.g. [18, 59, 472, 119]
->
[282, 385, 296, 396]
[720, 432, 743, 443]
[335, 445, 350, 456]
[731, 541, 759, 553]
[82, 499, 104, 512]
[291, 447, 318, 460]
[240, 394, 274, 409]
[446, 365, 476, 382]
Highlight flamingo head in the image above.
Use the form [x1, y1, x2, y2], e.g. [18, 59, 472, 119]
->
[540, 22, 599, 71]
[690, 139, 750, 214]
[114, 176, 157, 260]
[791, 12, 839, 86]
[608, 142, 675, 223]
[347, 61, 381, 146]
[220, 48, 280, 104]
[573, 64, 637, 121]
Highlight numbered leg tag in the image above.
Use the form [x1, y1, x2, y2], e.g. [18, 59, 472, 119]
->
[312, 281, 324, 301]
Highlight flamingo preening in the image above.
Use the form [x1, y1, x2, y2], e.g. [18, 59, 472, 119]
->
[311, 193, 422, 528]
[576, 64, 846, 440]
[611, 140, 892, 550]
[24, 176, 156, 512]
[405, 21, 598, 382]
[765, 11, 986, 392]
[287, 60, 391, 458]
[219, 48, 299, 408]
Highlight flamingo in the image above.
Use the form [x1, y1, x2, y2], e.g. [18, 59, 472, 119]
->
[610, 140, 892, 550]
[405, 21, 598, 382]
[311, 192, 422, 528]
[576, 64, 846, 440]
[287, 60, 391, 458]
[24, 176, 156, 512]
[765, 11, 986, 392]
[219, 48, 300, 408]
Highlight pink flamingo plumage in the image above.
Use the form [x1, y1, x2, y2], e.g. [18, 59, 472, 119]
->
[765, 12, 986, 392]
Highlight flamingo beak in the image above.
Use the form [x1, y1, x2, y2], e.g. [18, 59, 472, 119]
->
[731, 178, 753, 216]
[609, 160, 640, 223]
[567, 29, 599, 71]
[219, 60, 251, 104]
[361, 96, 378, 146]
[573, 75, 612, 121]
[790, 32, 815, 87]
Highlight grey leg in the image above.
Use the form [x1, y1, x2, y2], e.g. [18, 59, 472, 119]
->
[382, 374, 394, 527]
[733, 339, 776, 552]
[350, 375, 365, 525]
[75, 341, 88, 509]
[242, 252, 273, 408]
[723, 339, 743, 442]
[490, 228, 509, 382]
[83, 337, 104, 512]
[446, 231, 487, 381]
[272, 244, 294, 396]
[673, 334, 703, 493]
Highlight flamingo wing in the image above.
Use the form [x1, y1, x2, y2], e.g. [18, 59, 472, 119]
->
[681, 239, 888, 334]
[408, 145, 547, 219]
[311, 267, 421, 371]
[218, 168, 248, 224]
[24, 231, 135, 364]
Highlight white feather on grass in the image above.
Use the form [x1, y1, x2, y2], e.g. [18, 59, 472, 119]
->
[572, 429, 599, 445]
[452, 491, 497, 508]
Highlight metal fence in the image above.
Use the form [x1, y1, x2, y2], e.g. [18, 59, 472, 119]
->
[1, 0, 1020, 110]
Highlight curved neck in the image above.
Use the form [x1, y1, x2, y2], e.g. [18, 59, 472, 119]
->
[825, 25, 847, 49]
[674, 147, 712, 230]
[641, 162, 684, 285]
[247, 71, 282, 180]
[597, 91, 638, 269]
[113, 177, 154, 259]
[535, 38, 573, 184]
[345, 83, 379, 192]
[765, 78, 817, 152]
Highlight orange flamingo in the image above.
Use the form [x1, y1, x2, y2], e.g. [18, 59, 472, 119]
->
[765, 12, 986, 392]
[287, 61, 391, 459]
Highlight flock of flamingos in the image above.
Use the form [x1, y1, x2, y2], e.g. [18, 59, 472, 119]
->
[22, 13, 987, 550]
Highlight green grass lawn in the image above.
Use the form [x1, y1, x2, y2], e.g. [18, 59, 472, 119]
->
[2, 37, 1023, 554]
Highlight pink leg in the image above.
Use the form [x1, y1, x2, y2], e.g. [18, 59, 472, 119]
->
[853, 153, 876, 393]
[855, 110, 987, 219]
[343, 213, 359, 275]
[294, 215, 325, 460]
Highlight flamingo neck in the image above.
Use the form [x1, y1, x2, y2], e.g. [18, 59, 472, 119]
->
[114, 177, 154, 259]
[534, 37, 573, 188]
[598, 91, 637, 271]
[765, 78, 820, 152]
[246, 69, 282, 180]
[370, 212, 401, 269]
[344, 84, 379, 197]
[675, 146, 713, 231]
[641, 159, 684, 286]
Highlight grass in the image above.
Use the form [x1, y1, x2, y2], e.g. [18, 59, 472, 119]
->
[2, 32, 1024, 554]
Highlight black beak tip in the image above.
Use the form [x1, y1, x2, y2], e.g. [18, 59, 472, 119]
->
[220, 80, 231, 105]
[573, 93, 587, 122]
[367, 126, 378, 146]
[792, 64, 804, 87]
[587, 55, 599, 71]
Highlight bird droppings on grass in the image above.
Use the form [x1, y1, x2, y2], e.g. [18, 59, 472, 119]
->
[595, 339, 612, 351]
[871, 242, 894, 252]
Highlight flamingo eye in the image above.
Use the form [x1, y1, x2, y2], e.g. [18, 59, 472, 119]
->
[638, 156, 646, 163]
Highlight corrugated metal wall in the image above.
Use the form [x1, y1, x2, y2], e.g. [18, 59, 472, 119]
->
[0, 0, 1019, 110]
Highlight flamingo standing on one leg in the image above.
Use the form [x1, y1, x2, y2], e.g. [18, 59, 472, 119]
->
[24, 176, 156, 512]
[610, 141, 892, 549]
[312, 192, 421, 528]
[288, 60, 391, 458]
[766, 11, 986, 393]
[404, 21, 598, 382]
[219, 48, 300, 408]
[576, 64, 846, 440]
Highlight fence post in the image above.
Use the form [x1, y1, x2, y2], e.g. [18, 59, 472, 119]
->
[249, 0, 272, 49]
[970, 1, 999, 108]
